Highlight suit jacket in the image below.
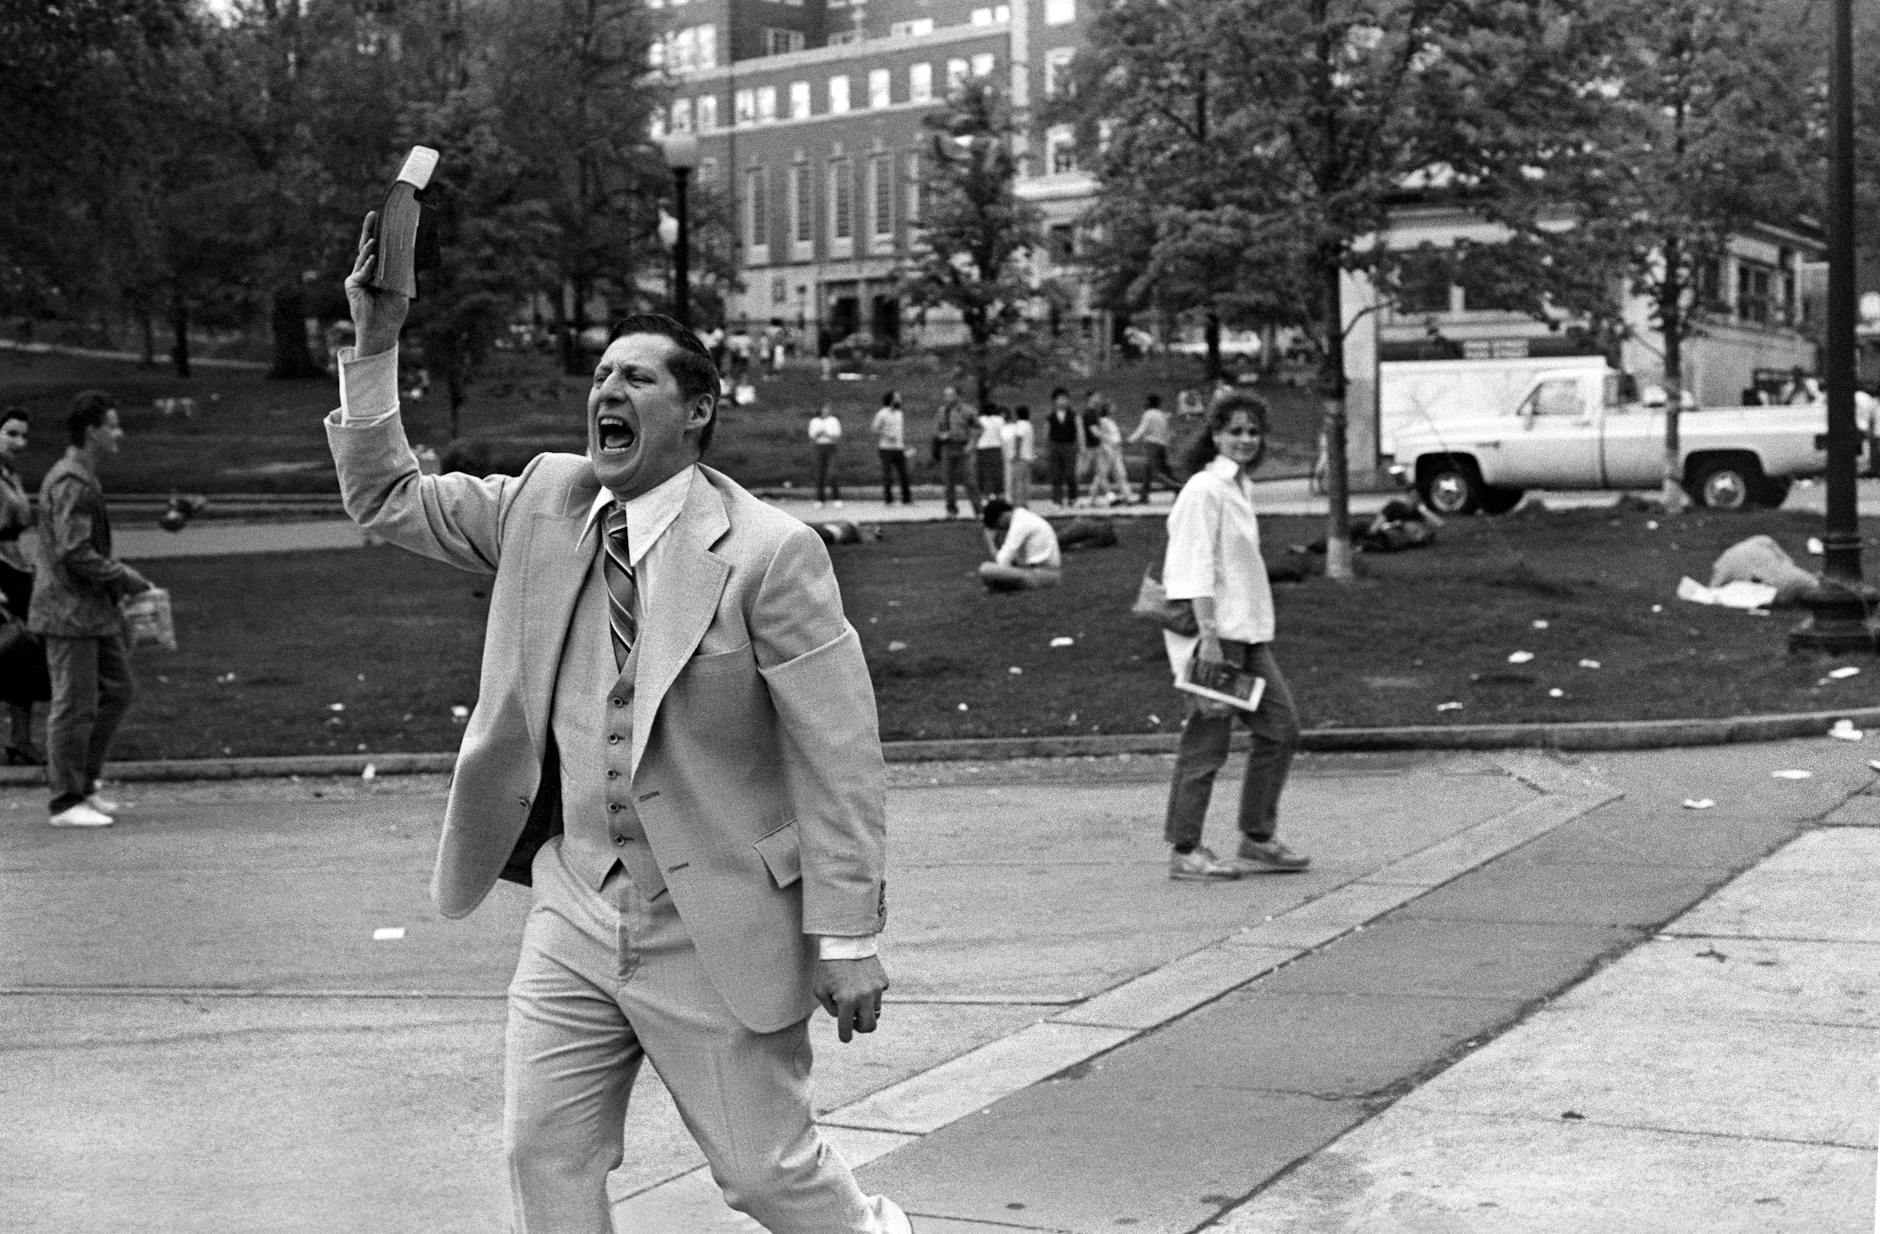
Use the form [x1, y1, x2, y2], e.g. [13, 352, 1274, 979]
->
[326, 411, 889, 1032]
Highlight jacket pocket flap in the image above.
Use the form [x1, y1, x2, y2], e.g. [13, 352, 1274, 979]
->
[753, 819, 802, 889]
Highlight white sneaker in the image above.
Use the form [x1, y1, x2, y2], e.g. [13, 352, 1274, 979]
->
[86, 793, 123, 814]
[50, 803, 115, 828]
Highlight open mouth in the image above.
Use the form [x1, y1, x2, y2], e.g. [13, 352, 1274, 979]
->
[597, 414, 635, 454]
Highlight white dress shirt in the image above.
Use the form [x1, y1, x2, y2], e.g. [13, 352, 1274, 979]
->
[996, 506, 1062, 569]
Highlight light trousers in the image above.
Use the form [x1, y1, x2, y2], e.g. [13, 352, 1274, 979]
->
[504, 838, 903, 1234]
[43, 632, 134, 812]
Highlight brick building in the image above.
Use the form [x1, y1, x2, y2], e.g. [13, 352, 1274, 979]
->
[649, 0, 1097, 352]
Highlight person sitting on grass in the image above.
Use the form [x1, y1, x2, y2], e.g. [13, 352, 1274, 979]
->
[977, 496, 1062, 592]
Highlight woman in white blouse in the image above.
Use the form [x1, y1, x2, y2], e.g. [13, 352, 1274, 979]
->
[1159, 390, 1309, 881]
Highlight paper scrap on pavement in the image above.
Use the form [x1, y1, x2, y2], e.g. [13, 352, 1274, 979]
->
[1677, 576, 1779, 610]
[1049, 636, 1075, 648]
[1829, 720, 1863, 741]
[1436, 701, 1463, 712]
[1532, 620, 1550, 630]
[372, 927, 406, 941]
[1682, 799, 1715, 810]
[1508, 651, 1535, 664]
[1578, 659, 1602, 669]
[1771, 769, 1813, 780]
[361, 763, 377, 780]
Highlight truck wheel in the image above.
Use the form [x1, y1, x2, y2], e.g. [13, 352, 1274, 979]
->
[1479, 485, 1526, 515]
[1691, 458, 1760, 511]
[1419, 458, 1484, 515]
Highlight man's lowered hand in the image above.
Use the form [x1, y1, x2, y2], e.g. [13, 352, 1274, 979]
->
[814, 957, 889, 1043]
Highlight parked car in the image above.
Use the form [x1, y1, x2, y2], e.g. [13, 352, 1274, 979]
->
[1391, 367, 1839, 514]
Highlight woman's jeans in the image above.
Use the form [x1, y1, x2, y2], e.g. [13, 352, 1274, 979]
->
[1163, 641, 1300, 850]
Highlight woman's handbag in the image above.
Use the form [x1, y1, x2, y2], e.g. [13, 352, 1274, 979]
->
[1130, 573, 1199, 637]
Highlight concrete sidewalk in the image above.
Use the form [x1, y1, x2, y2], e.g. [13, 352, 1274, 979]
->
[1, 739, 1874, 1232]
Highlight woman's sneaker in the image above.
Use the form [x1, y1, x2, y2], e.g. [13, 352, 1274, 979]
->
[1169, 846, 1241, 880]
[49, 802, 115, 828]
[1225, 839, 1311, 874]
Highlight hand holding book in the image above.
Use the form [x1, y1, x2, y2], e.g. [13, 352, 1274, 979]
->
[343, 146, 438, 359]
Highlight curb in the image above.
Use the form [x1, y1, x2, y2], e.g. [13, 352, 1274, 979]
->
[0, 705, 1872, 787]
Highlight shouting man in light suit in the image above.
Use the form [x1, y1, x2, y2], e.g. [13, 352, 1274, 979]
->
[330, 215, 909, 1233]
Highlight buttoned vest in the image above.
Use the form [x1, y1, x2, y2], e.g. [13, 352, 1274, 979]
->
[551, 540, 665, 895]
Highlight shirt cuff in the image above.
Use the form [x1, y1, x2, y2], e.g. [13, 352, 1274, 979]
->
[337, 344, 402, 425]
[817, 934, 880, 961]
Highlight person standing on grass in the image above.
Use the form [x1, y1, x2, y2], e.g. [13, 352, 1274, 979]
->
[808, 402, 844, 508]
[1044, 387, 1080, 506]
[1001, 404, 1035, 507]
[31, 392, 156, 830]
[1128, 394, 1181, 504]
[976, 496, 1061, 592]
[1075, 391, 1105, 501]
[329, 216, 908, 1234]
[1160, 389, 1310, 881]
[872, 391, 913, 504]
[973, 403, 1007, 501]
[1089, 399, 1129, 506]
[0, 406, 44, 764]
[933, 384, 979, 518]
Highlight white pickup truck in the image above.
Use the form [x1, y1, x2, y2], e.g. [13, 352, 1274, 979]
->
[1390, 368, 1837, 514]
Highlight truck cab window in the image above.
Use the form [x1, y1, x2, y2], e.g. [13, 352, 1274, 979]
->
[1527, 379, 1580, 418]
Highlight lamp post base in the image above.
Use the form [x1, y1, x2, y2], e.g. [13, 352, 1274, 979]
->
[1788, 578, 1880, 654]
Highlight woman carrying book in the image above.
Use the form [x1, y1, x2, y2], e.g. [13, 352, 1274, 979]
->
[1159, 389, 1310, 881]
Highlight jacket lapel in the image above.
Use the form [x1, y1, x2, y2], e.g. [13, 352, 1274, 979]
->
[630, 474, 730, 777]
[520, 476, 602, 743]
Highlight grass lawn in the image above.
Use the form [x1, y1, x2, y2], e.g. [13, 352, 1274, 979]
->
[93, 502, 1879, 762]
[0, 345, 1320, 497]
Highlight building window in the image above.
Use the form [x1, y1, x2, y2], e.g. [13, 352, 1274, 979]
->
[1392, 250, 1453, 315]
[869, 68, 891, 108]
[826, 28, 860, 46]
[762, 27, 804, 56]
[670, 98, 693, 133]
[869, 155, 893, 239]
[789, 81, 811, 119]
[734, 88, 755, 124]
[829, 74, 850, 113]
[971, 52, 995, 78]
[756, 85, 778, 122]
[791, 163, 813, 244]
[1737, 261, 1776, 326]
[697, 94, 719, 130]
[696, 25, 716, 67]
[1045, 0, 1074, 24]
[890, 18, 934, 36]
[649, 109, 667, 139]
[971, 6, 994, 23]
[1455, 262, 1524, 313]
[1044, 48, 1074, 97]
[1046, 124, 1077, 174]
[699, 156, 718, 182]
[946, 58, 969, 91]
[904, 152, 921, 224]
[746, 167, 769, 249]
[909, 62, 933, 103]
[829, 158, 853, 241]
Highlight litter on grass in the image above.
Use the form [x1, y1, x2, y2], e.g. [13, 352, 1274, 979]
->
[1548, 688, 1564, 698]
[887, 641, 908, 652]
[450, 705, 470, 720]
[1677, 576, 1779, 610]
[1436, 701, 1464, 712]
[1578, 659, 1602, 669]
[372, 927, 406, 941]
[1049, 636, 1075, 648]
[1682, 799, 1716, 810]
[1771, 769, 1813, 780]
[1828, 666, 1861, 680]
[1532, 620, 1550, 630]
[1829, 719, 1863, 741]
[1508, 651, 1535, 664]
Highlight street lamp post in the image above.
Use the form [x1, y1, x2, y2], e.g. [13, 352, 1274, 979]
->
[1790, 0, 1875, 652]
[661, 133, 700, 330]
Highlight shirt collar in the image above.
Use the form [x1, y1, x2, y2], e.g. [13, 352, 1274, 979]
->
[584, 464, 696, 568]
[1206, 455, 1254, 497]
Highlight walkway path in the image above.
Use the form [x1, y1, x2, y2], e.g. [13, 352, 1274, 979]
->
[3, 737, 1872, 1231]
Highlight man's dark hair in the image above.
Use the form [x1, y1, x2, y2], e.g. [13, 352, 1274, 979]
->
[981, 496, 1013, 530]
[1051, 386, 1069, 400]
[67, 390, 115, 449]
[1014, 404, 1031, 421]
[1179, 388, 1270, 475]
[881, 390, 898, 408]
[609, 314, 722, 455]
[0, 405, 27, 430]
[1145, 393, 1162, 409]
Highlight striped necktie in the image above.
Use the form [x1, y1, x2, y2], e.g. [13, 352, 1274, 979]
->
[602, 503, 636, 669]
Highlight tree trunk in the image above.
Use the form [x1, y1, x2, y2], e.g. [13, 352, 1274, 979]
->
[1659, 244, 1689, 514]
[140, 308, 156, 369]
[1204, 312, 1222, 382]
[169, 282, 191, 379]
[268, 284, 321, 379]
[1319, 257, 1354, 583]
[565, 275, 591, 377]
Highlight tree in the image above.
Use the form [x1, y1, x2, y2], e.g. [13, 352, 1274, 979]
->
[1072, 0, 1622, 579]
[900, 79, 1056, 414]
[1479, 0, 1822, 513]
